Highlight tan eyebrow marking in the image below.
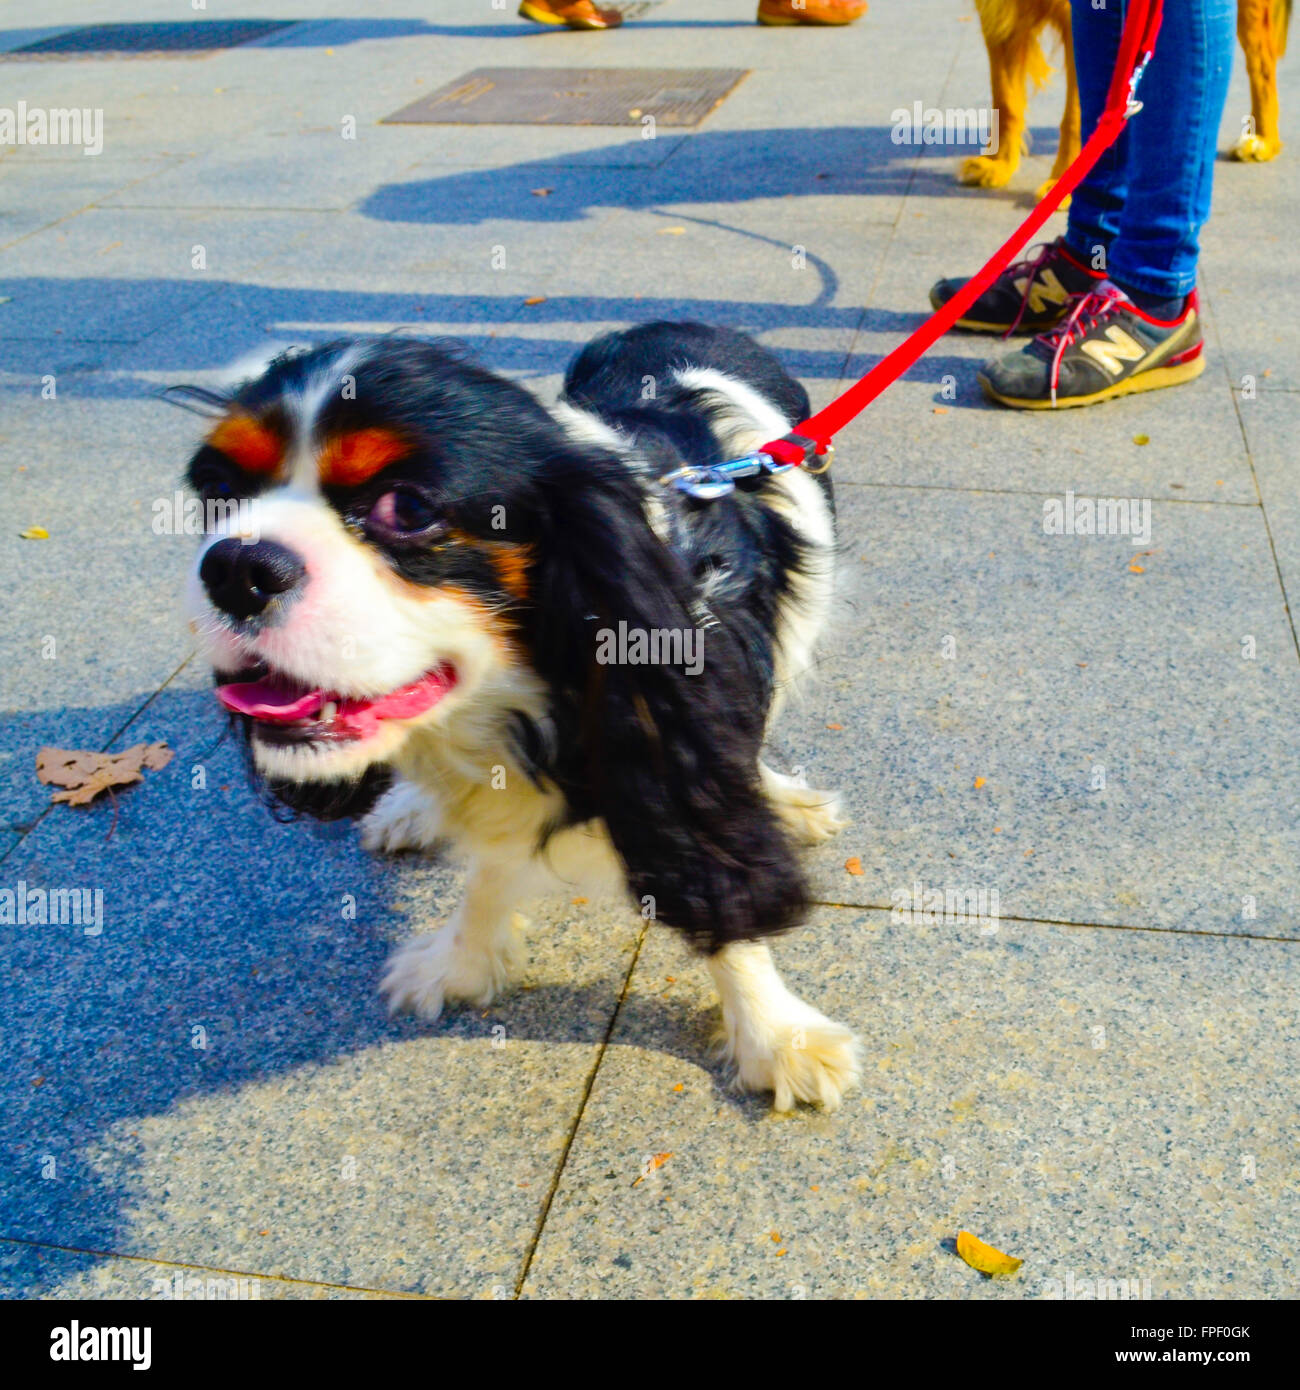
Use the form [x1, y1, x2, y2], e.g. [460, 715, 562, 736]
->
[206, 414, 283, 474]
[318, 428, 409, 487]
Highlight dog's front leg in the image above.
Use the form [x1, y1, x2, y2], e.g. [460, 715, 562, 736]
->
[959, 29, 1029, 189]
[381, 859, 529, 1020]
[707, 941, 862, 1112]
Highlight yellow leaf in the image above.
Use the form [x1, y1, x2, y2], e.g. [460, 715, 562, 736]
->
[1132, 433, 1150, 446]
[1129, 563, 1144, 573]
[973, 776, 986, 789]
[657, 226, 686, 235]
[19, 525, 49, 540]
[523, 295, 546, 306]
[844, 856, 864, 876]
[956, 1230, 1022, 1277]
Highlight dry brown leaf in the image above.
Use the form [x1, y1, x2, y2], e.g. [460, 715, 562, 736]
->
[844, 856, 864, 876]
[956, 1230, 1023, 1278]
[36, 742, 173, 807]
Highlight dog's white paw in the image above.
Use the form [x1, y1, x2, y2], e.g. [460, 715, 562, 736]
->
[776, 786, 847, 845]
[719, 1003, 862, 1113]
[762, 766, 847, 845]
[362, 779, 442, 855]
[380, 916, 526, 1021]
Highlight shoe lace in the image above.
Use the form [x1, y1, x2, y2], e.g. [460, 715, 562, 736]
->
[1037, 283, 1129, 407]
[1002, 239, 1064, 339]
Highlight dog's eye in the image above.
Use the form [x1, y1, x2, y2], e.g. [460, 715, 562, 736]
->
[192, 459, 238, 503]
[365, 486, 445, 545]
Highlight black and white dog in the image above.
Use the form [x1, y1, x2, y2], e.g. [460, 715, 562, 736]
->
[183, 322, 861, 1110]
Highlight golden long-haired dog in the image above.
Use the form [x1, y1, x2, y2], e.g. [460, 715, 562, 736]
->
[960, 0, 1291, 202]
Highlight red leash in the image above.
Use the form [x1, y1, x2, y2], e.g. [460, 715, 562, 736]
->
[761, 0, 1164, 468]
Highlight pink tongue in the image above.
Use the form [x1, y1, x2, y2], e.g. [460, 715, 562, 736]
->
[216, 679, 322, 722]
[215, 666, 456, 735]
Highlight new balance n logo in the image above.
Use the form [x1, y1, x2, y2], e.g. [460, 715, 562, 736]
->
[1080, 326, 1147, 376]
[1015, 267, 1071, 316]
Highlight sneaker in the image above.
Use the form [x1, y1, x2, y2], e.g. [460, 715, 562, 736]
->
[518, 0, 623, 28]
[757, 0, 867, 24]
[929, 237, 1103, 335]
[977, 283, 1205, 409]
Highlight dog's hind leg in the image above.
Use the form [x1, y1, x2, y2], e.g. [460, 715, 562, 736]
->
[760, 762, 847, 845]
[707, 940, 861, 1112]
[380, 857, 529, 1020]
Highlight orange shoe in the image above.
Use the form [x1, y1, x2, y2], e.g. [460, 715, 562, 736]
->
[519, 0, 623, 28]
[757, 0, 866, 24]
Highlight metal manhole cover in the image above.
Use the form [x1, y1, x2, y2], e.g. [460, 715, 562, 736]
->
[383, 67, 749, 128]
[0, 21, 298, 61]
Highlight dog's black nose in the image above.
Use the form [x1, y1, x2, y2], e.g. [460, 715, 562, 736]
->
[200, 538, 305, 619]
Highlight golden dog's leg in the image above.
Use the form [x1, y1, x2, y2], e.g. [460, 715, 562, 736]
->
[1233, 0, 1285, 161]
[960, 31, 1029, 188]
[1039, 4, 1081, 204]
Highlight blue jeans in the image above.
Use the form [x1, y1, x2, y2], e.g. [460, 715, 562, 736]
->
[1064, 0, 1234, 300]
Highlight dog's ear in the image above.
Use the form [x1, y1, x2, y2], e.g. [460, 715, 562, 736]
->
[530, 448, 807, 953]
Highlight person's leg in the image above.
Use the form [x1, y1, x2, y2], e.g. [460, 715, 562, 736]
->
[929, 0, 1124, 338]
[979, 0, 1235, 408]
[1106, 0, 1235, 311]
[1061, 0, 1128, 271]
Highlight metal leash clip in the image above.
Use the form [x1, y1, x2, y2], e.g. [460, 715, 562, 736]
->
[1126, 52, 1153, 117]
[659, 451, 793, 502]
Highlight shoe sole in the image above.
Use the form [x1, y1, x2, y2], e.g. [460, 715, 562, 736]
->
[977, 351, 1206, 409]
[927, 288, 1059, 336]
[518, 0, 616, 27]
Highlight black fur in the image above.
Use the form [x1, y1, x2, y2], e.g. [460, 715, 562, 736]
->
[185, 324, 829, 954]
